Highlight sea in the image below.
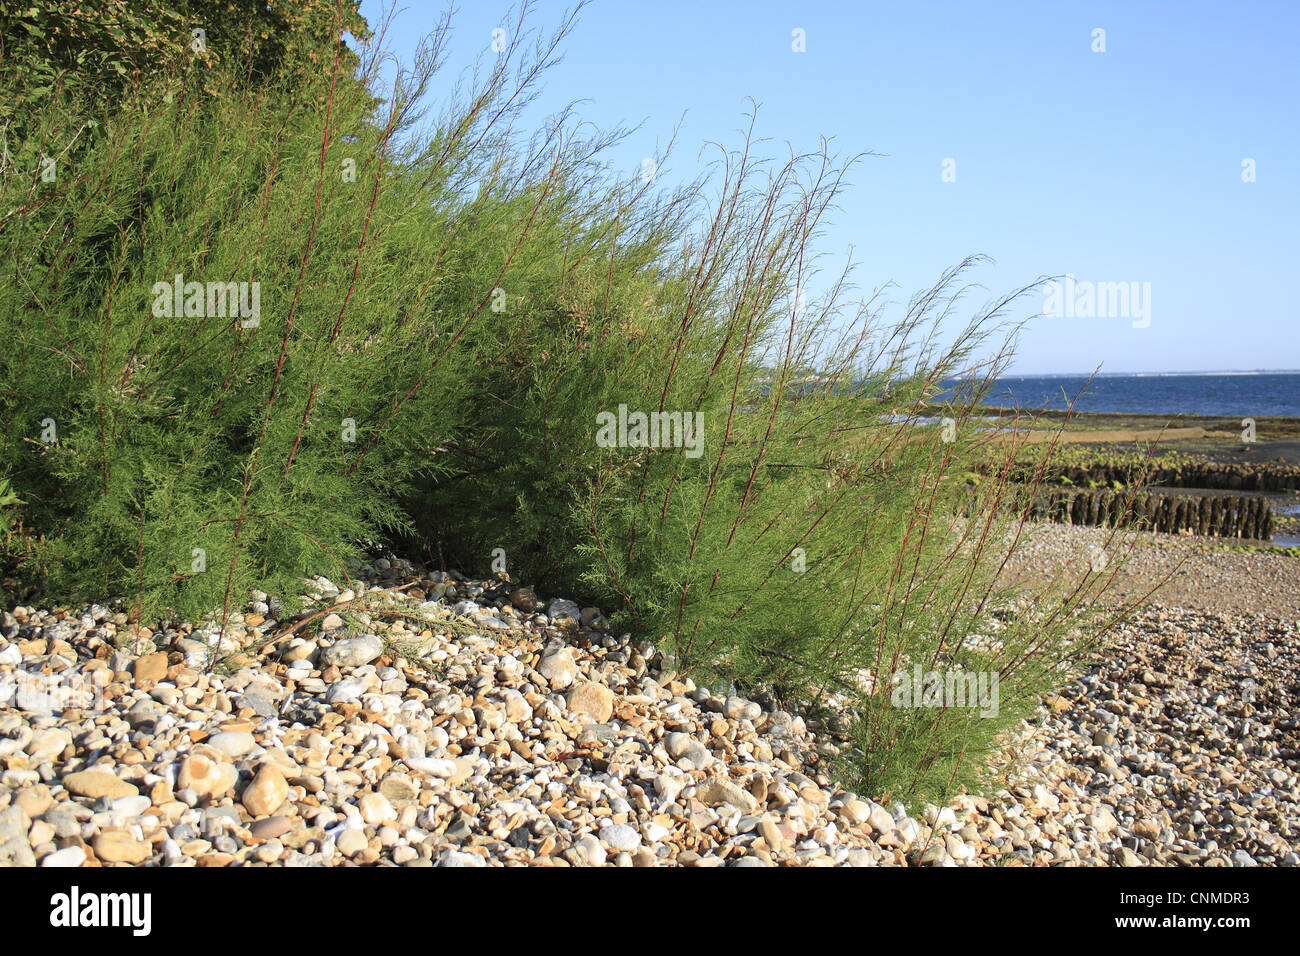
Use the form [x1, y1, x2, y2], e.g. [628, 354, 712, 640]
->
[972, 372, 1300, 418]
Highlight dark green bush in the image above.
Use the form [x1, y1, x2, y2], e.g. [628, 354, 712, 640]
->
[0, 9, 590, 625]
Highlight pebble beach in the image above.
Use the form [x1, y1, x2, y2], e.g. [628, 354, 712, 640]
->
[1, 523, 1296, 868]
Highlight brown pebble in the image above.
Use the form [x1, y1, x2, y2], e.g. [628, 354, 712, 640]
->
[250, 816, 295, 840]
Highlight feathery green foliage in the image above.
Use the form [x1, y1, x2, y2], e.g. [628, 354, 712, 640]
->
[0, 2, 1136, 804]
[0, 7, 585, 627]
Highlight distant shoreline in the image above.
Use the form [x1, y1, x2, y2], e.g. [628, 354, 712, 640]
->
[1000, 370, 1300, 377]
[971, 408, 1300, 467]
[975, 407, 1300, 425]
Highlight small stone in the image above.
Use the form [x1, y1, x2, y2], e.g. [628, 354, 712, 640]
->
[946, 835, 976, 862]
[694, 778, 757, 813]
[392, 846, 418, 865]
[63, 769, 139, 801]
[599, 824, 640, 852]
[26, 728, 72, 763]
[111, 795, 152, 818]
[537, 648, 578, 689]
[1114, 847, 1145, 867]
[178, 755, 239, 799]
[358, 792, 396, 825]
[13, 785, 53, 818]
[664, 733, 710, 768]
[924, 804, 959, 829]
[250, 816, 293, 840]
[29, 820, 55, 845]
[126, 701, 163, 729]
[207, 731, 257, 758]
[840, 798, 872, 825]
[41, 846, 87, 868]
[654, 773, 685, 804]
[438, 849, 487, 867]
[93, 828, 150, 864]
[501, 691, 532, 724]
[378, 774, 418, 805]
[325, 678, 367, 704]
[758, 818, 785, 850]
[546, 599, 581, 627]
[282, 641, 317, 663]
[242, 764, 289, 817]
[580, 607, 608, 629]
[1088, 807, 1118, 837]
[240, 685, 279, 718]
[394, 734, 425, 761]
[1133, 819, 1161, 840]
[336, 829, 368, 858]
[0, 839, 35, 867]
[1029, 785, 1058, 812]
[43, 809, 81, 840]
[508, 587, 537, 612]
[133, 652, 168, 686]
[321, 613, 345, 631]
[665, 733, 694, 759]
[567, 681, 614, 723]
[576, 834, 607, 865]
[641, 821, 670, 844]
[405, 757, 458, 780]
[919, 843, 949, 865]
[321, 634, 384, 668]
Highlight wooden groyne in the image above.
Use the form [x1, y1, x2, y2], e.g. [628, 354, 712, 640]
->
[1038, 462, 1300, 492]
[1027, 489, 1274, 539]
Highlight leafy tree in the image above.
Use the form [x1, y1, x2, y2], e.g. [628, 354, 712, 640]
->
[0, 0, 370, 134]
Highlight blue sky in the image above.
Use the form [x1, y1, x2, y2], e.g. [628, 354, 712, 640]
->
[357, 1, 1298, 375]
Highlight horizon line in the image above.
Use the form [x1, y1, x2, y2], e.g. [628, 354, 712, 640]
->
[999, 369, 1300, 377]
